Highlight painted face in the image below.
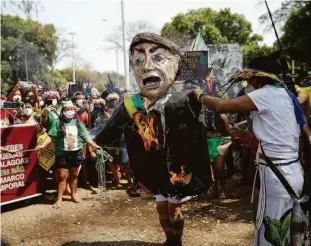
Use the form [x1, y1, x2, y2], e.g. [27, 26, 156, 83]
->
[132, 43, 180, 99]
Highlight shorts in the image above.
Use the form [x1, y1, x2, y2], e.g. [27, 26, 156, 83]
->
[207, 136, 223, 162]
[55, 149, 84, 169]
[155, 195, 193, 204]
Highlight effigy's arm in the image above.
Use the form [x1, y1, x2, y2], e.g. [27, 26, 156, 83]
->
[93, 103, 130, 146]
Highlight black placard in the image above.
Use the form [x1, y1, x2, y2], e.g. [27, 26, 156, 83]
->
[177, 51, 209, 80]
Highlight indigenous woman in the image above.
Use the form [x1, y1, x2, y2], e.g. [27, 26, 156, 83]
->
[194, 54, 309, 245]
[36, 100, 101, 208]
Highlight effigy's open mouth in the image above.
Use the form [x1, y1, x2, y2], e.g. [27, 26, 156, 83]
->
[143, 76, 161, 90]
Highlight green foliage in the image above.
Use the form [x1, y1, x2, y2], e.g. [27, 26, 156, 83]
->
[60, 68, 125, 92]
[263, 211, 291, 246]
[1, 14, 58, 88]
[161, 8, 263, 46]
[281, 2, 311, 66]
[259, 1, 305, 28]
[243, 44, 275, 66]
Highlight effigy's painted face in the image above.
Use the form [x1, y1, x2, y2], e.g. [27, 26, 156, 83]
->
[132, 42, 180, 99]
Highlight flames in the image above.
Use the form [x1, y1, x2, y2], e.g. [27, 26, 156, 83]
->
[133, 112, 159, 151]
[169, 166, 186, 184]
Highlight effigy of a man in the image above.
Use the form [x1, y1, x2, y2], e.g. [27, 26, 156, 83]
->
[95, 33, 212, 246]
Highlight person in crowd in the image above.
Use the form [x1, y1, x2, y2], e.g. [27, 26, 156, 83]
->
[20, 103, 37, 124]
[297, 76, 311, 227]
[41, 91, 62, 130]
[1, 91, 7, 101]
[228, 84, 258, 185]
[205, 110, 230, 198]
[194, 53, 309, 245]
[73, 91, 90, 128]
[100, 80, 122, 188]
[7, 81, 23, 103]
[116, 137, 135, 192]
[0, 93, 16, 126]
[201, 77, 230, 199]
[38, 96, 44, 111]
[23, 85, 39, 112]
[72, 90, 98, 190]
[90, 98, 108, 128]
[101, 77, 120, 117]
[34, 115, 52, 197]
[36, 100, 101, 208]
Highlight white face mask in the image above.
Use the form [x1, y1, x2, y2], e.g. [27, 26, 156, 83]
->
[13, 95, 22, 102]
[76, 99, 83, 107]
[22, 108, 33, 116]
[63, 110, 75, 119]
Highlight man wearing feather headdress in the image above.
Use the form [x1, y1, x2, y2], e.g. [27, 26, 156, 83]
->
[94, 33, 213, 246]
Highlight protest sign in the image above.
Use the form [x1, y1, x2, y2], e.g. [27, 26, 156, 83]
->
[0, 124, 40, 205]
[37, 132, 55, 171]
[177, 51, 209, 80]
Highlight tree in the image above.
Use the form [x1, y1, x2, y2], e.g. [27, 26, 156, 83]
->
[1, 0, 42, 18]
[161, 8, 263, 47]
[106, 19, 158, 49]
[281, 2, 311, 67]
[243, 44, 275, 66]
[1, 14, 58, 91]
[60, 68, 125, 92]
[259, 1, 305, 30]
[48, 36, 72, 87]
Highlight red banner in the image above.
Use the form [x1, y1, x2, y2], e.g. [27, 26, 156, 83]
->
[1, 124, 40, 205]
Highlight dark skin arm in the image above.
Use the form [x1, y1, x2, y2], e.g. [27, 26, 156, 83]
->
[7, 81, 22, 101]
[194, 89, 258, 114]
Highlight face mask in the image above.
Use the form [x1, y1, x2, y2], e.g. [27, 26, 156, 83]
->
[22, 108, 33, 116]
[63, 110, 75, 119]
[39, 101, 44, 107]
[13, 95, 22, 102]
[76, 99, 83, 107]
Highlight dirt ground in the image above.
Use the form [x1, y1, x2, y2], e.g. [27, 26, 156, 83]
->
[1, 177, 254, 246]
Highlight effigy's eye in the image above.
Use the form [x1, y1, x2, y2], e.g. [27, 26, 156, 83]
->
[152, 54, 164, 62]
[134, 57, 143, 66]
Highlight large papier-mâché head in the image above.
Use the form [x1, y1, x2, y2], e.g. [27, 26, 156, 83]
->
[130, 33, 183, 99]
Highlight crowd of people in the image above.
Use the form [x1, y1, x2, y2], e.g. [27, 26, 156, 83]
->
[0, 79, 138, 208]
[1, 32, 311, 246]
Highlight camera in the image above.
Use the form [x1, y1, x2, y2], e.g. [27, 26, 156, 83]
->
[0, 101, 20, 109]
[46, 99, 58, 107]
[82, 100, 89, 106]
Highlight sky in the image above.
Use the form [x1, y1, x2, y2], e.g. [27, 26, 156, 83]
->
[3, 0, 283, 75]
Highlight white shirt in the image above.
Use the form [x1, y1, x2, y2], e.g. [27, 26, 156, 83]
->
[248, 85, 300, 159]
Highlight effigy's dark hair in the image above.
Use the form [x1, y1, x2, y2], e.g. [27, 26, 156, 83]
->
[129, 32, 185, 79]
[129, 33, 183, 57]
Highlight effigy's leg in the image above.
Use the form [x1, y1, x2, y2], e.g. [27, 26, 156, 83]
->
[156, 200, 172, 243]
[168, 202, 184, 246]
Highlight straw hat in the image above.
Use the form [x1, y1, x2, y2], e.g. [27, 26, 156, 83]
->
[230, 53, 284, 84]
